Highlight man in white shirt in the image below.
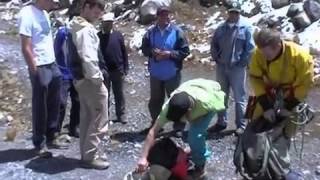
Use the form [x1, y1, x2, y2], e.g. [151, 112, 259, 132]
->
[18, 0, 67, 157]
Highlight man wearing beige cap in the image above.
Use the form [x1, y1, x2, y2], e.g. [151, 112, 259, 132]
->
[98, 13, 128, 124]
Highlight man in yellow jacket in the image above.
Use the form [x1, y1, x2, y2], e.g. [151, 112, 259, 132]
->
[248, 28, 313, 179]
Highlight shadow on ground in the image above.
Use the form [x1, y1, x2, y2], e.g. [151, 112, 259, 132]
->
[25, 156, 79, 175]
[0, 149, 37, 163]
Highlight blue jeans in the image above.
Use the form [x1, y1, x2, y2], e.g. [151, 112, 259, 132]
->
[188, 112, 215, 167]
[216, 64, 247, 129]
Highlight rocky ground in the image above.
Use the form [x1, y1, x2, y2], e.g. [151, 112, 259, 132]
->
[0, 0, 320, 179]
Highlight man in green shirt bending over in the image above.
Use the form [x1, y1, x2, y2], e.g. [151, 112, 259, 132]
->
[136, 78, 225, 179]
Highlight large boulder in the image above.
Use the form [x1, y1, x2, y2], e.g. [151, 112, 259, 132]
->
[291, 11, 312, 31]
[286, 3, 304, 18]
[303, 0, 320, 22]
[271, 0, 290, 9]
[139, 0, 172, 25]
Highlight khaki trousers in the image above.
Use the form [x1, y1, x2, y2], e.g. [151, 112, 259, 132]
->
[74, 79, 108, 161]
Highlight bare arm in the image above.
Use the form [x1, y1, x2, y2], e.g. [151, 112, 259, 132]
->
[20, 34, 37, 74]
[136, 121, 162, 172]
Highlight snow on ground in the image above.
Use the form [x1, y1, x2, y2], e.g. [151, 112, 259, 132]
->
[129, 28, 147, 50]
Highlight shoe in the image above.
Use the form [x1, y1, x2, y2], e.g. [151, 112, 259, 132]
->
[33, 147, 53, 159]
[235, 128, 245, 136]
[47, 139, 69, 149]
[207, 124, 227, 133]
[69, 127, 80, 138]
[80, 158, 110, 170]
[187, 165, 207, 180]
[112, 117, 127, 124]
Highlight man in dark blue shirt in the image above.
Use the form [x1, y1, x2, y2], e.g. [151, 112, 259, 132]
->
[141, 7, 190, 132]
[98, 13, 128, 124]
[54, 25, 80, 138]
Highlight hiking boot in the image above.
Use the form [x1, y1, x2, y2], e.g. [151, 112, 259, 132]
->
[47, 139, 69, 149]
[34, 147, 53, 159]
[80, 158, 110, 170]
[187, 166, 207, 180]
[207, 124, 227, 133]
[235, 128, 245, 136]
[112, 116, 127, 125]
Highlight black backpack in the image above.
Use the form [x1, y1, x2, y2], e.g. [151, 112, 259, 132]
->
[233, 122, 288, 180]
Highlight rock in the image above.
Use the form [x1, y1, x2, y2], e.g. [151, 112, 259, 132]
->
[304, 0, 320, 22]
[256, 0, 273, 13]
[5, 127, 17, 142]
[316, 165, 320, 175]
[139, 0, 172, 25]
[287, 3, 304, 18]
[291, 11, 311, 31]
[272, 0, 290, 9]
[6, 115, 13, 122]
[302, 170, 311, 175]
[129, 89, 136, 95]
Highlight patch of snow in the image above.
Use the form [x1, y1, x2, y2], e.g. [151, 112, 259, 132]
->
[129, 28, 147, 50]
[204, 12, 224, 33]
[249, 5, 290, 25]
[242, 0, 256, 15]
[190, 43, 211, 54]
[297, 20, 320, 50]
[114, 0, 125, 5]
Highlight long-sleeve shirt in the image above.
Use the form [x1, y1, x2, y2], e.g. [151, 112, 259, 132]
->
[141, 24, 190, 81]
[211, 16, 255, 67]
[249, 41, 314, 111]
[98, 30, 129, 74]
[69, 16, 103, 84]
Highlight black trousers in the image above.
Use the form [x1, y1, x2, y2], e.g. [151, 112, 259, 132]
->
[103, 70, 125, 119]
[148, 72, 181, 124]
[58, 79, 80, 132]
[29, 63, 61, 148]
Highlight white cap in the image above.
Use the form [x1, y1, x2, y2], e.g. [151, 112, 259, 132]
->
[102, 13, 115, 22]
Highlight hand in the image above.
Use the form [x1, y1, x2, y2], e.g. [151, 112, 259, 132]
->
[263, 109, 276, 122]
[135, 157, 149, 173]
[152, 48, 161, 56]
[279, 108, 292, 117]
[29, 64, 38, 75]
[158, 50, 171, 59]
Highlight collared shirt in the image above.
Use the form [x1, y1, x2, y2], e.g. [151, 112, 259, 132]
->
[211, 16, 255, 67]
[148, 23, 178, 80]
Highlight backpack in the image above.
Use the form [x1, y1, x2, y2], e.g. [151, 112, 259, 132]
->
[65, 29, 84, 80]
[147, 137, 189, 180]
[233, 123, 288, 180]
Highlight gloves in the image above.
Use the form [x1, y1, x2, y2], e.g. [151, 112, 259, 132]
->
[263, 109, 276, 122]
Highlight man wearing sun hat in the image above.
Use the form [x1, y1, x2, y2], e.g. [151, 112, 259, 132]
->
[136, 78, 225, 179]
[209, 0, 255, 135]
[98, 12, 129, 124]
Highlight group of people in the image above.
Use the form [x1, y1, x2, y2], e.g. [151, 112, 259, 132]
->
[18, 0, 314, 179]
[18, 0, 127, 169]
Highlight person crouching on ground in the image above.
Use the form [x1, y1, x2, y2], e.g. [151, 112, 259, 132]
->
[136, 78, 225, 179]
